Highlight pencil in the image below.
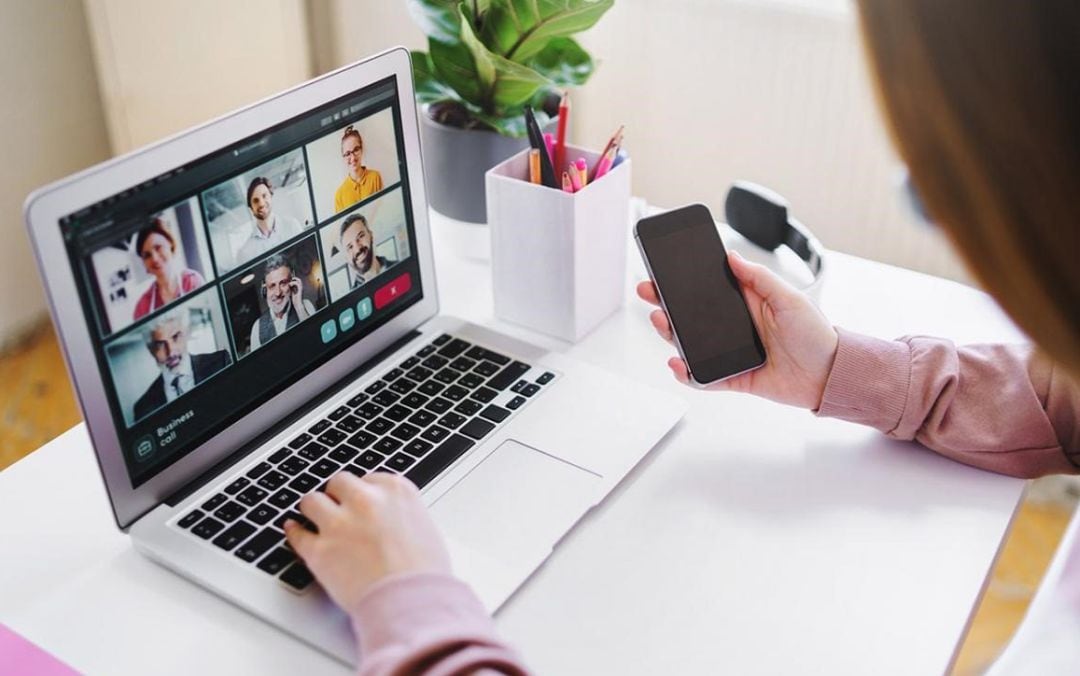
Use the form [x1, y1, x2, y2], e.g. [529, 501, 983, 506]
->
[555, 93, 570, 174]
[528, 149, 541, 184]
[561, 171, 574, 193]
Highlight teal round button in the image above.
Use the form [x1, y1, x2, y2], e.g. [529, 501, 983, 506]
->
[320, 319, 338, 343]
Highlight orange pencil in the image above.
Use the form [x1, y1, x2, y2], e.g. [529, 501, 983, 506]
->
[561, 171, 574, 193]
[528, 149, 541, 184]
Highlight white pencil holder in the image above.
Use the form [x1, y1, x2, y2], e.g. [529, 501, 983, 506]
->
[486, 144, 631, 342]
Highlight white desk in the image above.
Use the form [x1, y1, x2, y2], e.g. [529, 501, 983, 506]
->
[0, 210, 1027, 675]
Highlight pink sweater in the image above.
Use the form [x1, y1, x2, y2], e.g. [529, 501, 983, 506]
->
[347, 330, 1080, 674]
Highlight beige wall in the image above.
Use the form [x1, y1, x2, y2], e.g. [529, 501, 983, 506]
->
[0, 0, 111, 349]
[84, 0, 313, 153]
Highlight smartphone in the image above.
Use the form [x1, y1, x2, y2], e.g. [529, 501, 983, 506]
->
[635, 203, 766, 385]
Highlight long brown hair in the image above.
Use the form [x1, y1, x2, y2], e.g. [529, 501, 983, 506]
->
[856, 1, 1080, 377]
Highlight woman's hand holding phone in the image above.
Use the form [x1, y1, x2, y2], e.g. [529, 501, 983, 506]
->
[637, 251, 839, 411]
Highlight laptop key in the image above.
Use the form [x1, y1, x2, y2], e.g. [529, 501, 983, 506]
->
[403, 439, 433, 457]
[256, 547, 296, 575]
[328, 406, 350, 421]
[384, 368, 404, 382]
[387, 453, 416, 471]
[345, 464, 367, 478]
[511, 380, 529, 393]
[234, 528, 282, 563]
[278, 456, 309, 476]
[298, 442, 329, 461]
[268, 488, 300, 510]
[417, 344, 437, 357]
[521, 384, 541, 397]
[480, 349, 511, 366]
[432, 333, 452, 346]
[461, 418, 496, 440]
[422, 354, 449, 370]
[470, 387, 498, 403]
[246, 462, 272, 479]
[473, 360, 500, 377]
[488, 361, 531, 390]
[449, 357, 476, 372]
[418, 380, 445, 396]
[405, 434, 476, 489]
[406, 366, 433, 382]
[317, 428, 347, 447]
[389, 378, 417, 394]
[384, 404, 411, 422]
[438, 413, 467, 429]
[310, 459, 340, 478]
[201, 493, 228, 511]
[356, 402, 384, 420]
[479, 405, 511, 423]
[329, 445, 359, 464]
[454, 400, 482, 416]
[421, 425, 451, 444]
[280, 562, 315, 591]
[424, 397, 452, 414]
[402, 392, 429, 409]
[364, 380, 385, 394]
[399, 356, 420, 370]
[464, 346, 488, 361]
[237, 485, 269, 507]
[437, 338, 471, 358]
[287, 473, 319, 494]
[443, 385, 468, 402]
[214, 501, 246, 523]
[257, 471, 288, 491]
[268, 448, 291, 464]
[347, 430, 377, 449]
[373, 390, 401, 407]
[367, 417, 393, 435]
[288, 433, 312, 450]
[347, 392, 369, 408]
[458, 373, 485, 390]
[374, 437, 403, 454]
[408, 409, 437, 427]
[213, 521, 256, 551]
[434, 368, 461, 384]
[390, 422, 421, 441]
[274, 511, 313, 531]
[178, 510, 203, 529]
[308, 419, 332, 435]
[224, 477, 250, 494]
[357, 450, 386, 469]
[192, 517, 225, 540]
[506, 396, 527, 410]
[247, 504, 278, 525]
[537, 371, 556, 385]
[337, 415, 363, 433]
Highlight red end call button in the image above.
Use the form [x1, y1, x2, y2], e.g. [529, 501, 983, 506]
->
[373, 272, 412, 310]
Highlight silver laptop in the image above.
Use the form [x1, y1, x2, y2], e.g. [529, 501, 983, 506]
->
[23, 47, 685, 665]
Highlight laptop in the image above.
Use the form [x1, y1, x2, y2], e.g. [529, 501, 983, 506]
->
[23, 47, 685, 665]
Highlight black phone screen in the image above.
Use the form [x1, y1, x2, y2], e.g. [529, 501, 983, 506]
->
[637, 204, 766, 383]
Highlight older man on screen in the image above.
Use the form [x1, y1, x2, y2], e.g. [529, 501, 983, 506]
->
[133, 310, 231, 420]
[248, 253, 316, 352]
[339, 213, 395, 290]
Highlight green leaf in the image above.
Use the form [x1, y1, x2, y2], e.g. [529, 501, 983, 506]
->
[429, 37, 487, 107]
[406, 0, 463, 44]
[482, 0, 614, 63]
[411, 50, 462, 104]
[470, 106, 553, 138]
[528, 37, 593, 86]
[458, 4, 497, 92]
[457, 5, 552, 114]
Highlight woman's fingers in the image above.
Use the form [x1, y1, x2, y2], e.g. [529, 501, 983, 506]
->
[649, 309, 675, 343]
[635, 280, 660, 305]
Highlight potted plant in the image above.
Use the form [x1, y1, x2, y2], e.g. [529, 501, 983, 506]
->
[409, 0, 613, 223]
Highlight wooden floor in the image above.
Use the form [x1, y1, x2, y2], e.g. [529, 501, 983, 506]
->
[0, 322, 1074, 673]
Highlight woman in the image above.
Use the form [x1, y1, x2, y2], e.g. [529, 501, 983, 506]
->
[334, 125, 383, 213]
[132, 217, 204, 320]
[283, 2, 1080, 673]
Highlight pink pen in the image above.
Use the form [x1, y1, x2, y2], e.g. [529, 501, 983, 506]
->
[543, 133, 555, 166]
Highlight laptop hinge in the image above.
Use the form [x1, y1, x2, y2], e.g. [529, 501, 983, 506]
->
[164, 329, 422, 507]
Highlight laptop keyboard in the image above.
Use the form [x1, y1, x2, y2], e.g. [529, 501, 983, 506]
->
[172, 333, 557, 592]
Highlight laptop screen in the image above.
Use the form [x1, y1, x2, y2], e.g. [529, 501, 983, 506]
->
[58, 76, 424, 488]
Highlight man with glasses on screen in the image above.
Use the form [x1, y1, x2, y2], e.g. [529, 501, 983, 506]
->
[339, 213, 395, 290]
[133, 309, 231, 420]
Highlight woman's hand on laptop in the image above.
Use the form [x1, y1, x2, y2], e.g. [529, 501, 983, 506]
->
[284, 471, 450, 611]
[636, 251, 838, 410]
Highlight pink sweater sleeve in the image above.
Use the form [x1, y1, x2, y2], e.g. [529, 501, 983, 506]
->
[349, 572, 530, 676]
[817, 328, 1080, 478]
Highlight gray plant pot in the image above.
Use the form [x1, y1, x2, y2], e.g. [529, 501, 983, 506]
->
[419, 107, 533, 224]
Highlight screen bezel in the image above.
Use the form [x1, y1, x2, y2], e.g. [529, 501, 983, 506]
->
[24, 48, 439, 530]
[636, 204, 766, 384]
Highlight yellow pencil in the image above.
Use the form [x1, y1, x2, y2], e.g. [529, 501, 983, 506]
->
[528, 149, 541, 184]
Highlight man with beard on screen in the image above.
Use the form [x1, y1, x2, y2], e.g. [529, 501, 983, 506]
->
[339, 213, 395, 291]
[248, 252, 316, 353]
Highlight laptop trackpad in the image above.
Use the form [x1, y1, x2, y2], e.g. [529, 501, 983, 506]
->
[430, 440, 603, 564]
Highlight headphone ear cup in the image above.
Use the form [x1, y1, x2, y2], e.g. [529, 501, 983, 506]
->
[725, 182, 789, 251]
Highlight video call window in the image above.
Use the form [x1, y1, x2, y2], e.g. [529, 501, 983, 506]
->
[318, 187, 411, 304]
[202, 148, 315, 276]
[88, 197, 214, 336]
[104, 288, 232, 427]
[304, 108, 402, 224]
[222, 234, 328, 358]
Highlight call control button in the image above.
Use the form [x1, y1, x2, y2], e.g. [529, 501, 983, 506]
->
[374, 273, 412, 310]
